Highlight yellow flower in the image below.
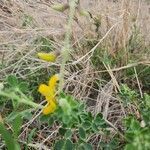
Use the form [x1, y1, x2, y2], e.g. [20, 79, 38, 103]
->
[48, 74, 59, 89]
[38, 74, 59, 115]
[42, 100, 57, 115]
[37, 52, 57, 62]
[38, 84, 51, 97]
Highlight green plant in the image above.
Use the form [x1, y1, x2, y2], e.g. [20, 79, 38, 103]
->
[120, 85, 150, 150]
[124, 116, 150, 150]
[1, 1, 149, 149]
[0, 75, 41, 110]
[41, 93, 108, 149]
[120, 84, 138, 106]
[34, 36, 54, 52]
[22, 14, 34, 27]
[0, 115, 22, 150]
[0, 74, 110, 149]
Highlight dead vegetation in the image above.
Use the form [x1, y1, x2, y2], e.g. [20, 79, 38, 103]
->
[0, 0, 150, 149]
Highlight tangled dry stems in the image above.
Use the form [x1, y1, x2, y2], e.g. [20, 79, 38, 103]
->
[0, 0, 150, 149]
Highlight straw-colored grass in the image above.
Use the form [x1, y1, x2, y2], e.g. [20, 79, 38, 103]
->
[0, 0, 150, 149]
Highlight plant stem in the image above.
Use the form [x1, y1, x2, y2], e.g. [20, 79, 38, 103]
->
[0, 91, 43, 109]
[59, 0, 77, 92]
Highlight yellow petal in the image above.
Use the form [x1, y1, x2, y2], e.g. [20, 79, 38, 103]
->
[37, 52, 56, 62]
[42, 101, 57, 115]
[45, 96, 56, 103]
[38, 84, 51, 96]
[48, 74, 59, 89]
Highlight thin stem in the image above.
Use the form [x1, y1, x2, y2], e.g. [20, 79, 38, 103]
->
[0, 91, 43, 109]
[59, 0, 77, 92]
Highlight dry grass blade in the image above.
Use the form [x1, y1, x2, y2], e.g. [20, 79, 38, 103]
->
[0, 0, 150, 149]
[95, 80, 113, 119]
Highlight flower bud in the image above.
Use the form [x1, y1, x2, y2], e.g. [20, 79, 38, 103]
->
[37, 52, 57, 62]
[79, 9, 89, 17]
[51, 3, 69, 12]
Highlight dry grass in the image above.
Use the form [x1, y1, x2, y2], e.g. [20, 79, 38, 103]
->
[0, 0, 150, 149]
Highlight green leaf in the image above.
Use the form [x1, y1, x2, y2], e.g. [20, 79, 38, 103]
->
[78, 143, 84, 150]
[64, 139, 74, 150]
[48, 117, 54, 126]
[0, 123, 20, 150]
[82, 121, 91, 130]
[79, 127, 86, 140]
[78, 103, 86, 111]
[59, 128, 67, 136]
[62, 116, 69, 125]
[40, 115, 54, 127]
[94, 113, 103, 124]
[83, 143, 93, 150]
[144, 93, 150, 108]
[94, 113, 106, 128]
[125, 117, 140, 130]
[12, 99, 19, 110]
[65, 129, 72, 139]
[6, 109, 33, 122]
[59, 98, 72, 116]
[54, 139, 65, 150]
[125, 144, 135, 150]
[87, 112, 93, 121]
[131, 119, 140, 130]
[78, 143, 92, 150]
[12, 115, 23, 138]
[27, 128, 36, 143]
[91, 123, 99, 132]
[67, 95, 78, 109]
[80, 113, 89, 121]
[7, 75, 18, 87]
[40, 114, 50, 123]
[0, 82, 4, 90]
[19, 82, 28, 92]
